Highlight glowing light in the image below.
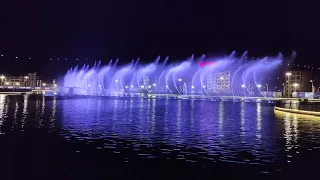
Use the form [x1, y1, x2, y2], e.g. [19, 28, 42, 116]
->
[24, 76, 28, 79]
[202, 85, 206, 88]
[198, 61, 214, 66]
[42, 83, 46, 86]
[5, 82, 9, 85]
[98, 85, 101, 87]
[16, 82, 20, 86]
[148, 85, 151, 88]
[115, 80, 118, 83]
[125, 86, 128, 88]
[192, 86, 194, 89]
[166, 85, 168, 88]
[0, 75, 5, 79]
[141, 85, 144, 88]
[153, 84, 156, 86]
[131, 85, 133, 88]
[87, 84, 90, 87]
[54, 84, 57, 87]
[293, 84, 299, 87]
[285, 72, 292, 76]
[257, 84, 261, 88]
[15, 56, 18, 59]
[241, 84, 245, 88]
[0, 54, 3, 56]
[220, 77, 224, 80]
[178, 79, 182, 82]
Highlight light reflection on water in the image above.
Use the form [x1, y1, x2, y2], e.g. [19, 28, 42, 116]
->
[1, 95, 320, 174]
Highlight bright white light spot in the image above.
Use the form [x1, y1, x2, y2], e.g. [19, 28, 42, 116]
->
[257, 84, 261, 88]
[192, 86, 194, 89]
[153, 84, 156, 86]
[125, 86, 128, 88]
[220, 77, 224, 80]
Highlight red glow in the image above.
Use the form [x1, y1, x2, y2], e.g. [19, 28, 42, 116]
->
[198, 62, 214, 66]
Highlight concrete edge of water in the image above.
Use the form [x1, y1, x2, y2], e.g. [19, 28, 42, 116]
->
[274, 106, 320, 117]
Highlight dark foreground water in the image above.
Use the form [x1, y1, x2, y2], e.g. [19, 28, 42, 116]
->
[1, 95, 320, 179]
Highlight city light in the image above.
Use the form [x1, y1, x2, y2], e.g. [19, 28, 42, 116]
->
[241, 84, 245, 88]
[178, 79, 182, 82]
[192, 86, 194, 89]
[257, 84, 261, 88]
[202, 85, 206, 88]
[115, 80, 118, 83]
[5, 82, 9, 85]
[24, 76, 28, 79]
[42, 83, 46, 86]
[16, 82, 20, 86]
[153, 84, 156, 86]
[285, 72, 292, 76]
[141, 85, 144, 88]
[293, 83, 299, 87]
[125, 86, 128, 88]
[131, 85, 133, 88]
[148, 85, 151, 88]
[220, 77, 224, 80]
[166, 85, 168, 88]
[54, 84, 57, 87]
[0, 75, 5, 79]
[88, 84, 90, 87]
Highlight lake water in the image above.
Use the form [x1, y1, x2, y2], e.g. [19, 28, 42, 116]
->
[1, 95, 320, 179]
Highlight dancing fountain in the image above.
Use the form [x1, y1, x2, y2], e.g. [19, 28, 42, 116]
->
[61, 52, 284, 101]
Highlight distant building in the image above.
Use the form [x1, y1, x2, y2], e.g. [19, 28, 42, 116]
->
[27, 72, 37, 88]
[284, 71, 313, 97]
[7, 76, 24, 87]
[207, 71, 231, 94]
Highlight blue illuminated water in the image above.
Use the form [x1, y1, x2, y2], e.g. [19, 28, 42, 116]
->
[1, 94, 320, 179]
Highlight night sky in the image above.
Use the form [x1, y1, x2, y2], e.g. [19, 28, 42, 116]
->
[0, 0, 319, 79]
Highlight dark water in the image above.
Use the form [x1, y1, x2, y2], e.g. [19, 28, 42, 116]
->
[1, 95, 320, 179]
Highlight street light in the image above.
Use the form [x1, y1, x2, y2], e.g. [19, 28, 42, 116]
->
[178, 79, 182, 82]
[42, 83, 46, 86]
[192, 86, 195, 89]
[54, 84, 57, 87]
[257, 84, 262, 88]
[220, 77, 224, 80]
[131, 85, 133, 88]
[285, 72, 292, 76]
[141, 85, 144, 88]
[241, 84, 245, 88]
[202, 85, 206, 88]
[125, 86, 128, 88]
[153, 84, 156, 86]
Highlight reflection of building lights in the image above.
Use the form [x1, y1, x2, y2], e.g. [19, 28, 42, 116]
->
[192, 86, 194, 89]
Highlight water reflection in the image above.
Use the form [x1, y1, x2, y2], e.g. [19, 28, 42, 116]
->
[1, 95, 320, 174]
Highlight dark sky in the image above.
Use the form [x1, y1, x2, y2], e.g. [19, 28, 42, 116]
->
[0, 0, 319, 78]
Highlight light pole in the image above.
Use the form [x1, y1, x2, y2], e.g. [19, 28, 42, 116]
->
[0, 75, 5, 86]
[310, 80, 315, 93]
[266, 84, 268, 93]
[285, 72, 292, 97]
[24, 76, 28, 87]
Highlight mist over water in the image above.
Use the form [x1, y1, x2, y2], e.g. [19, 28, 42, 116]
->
[63, 53, 283, 97]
